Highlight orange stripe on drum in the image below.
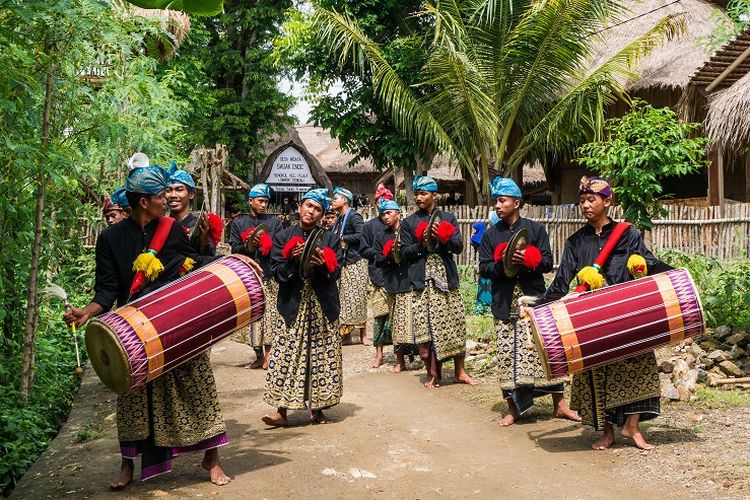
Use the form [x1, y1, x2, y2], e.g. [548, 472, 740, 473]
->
[116, 306, 164, 379]
[210, 263, 252, 328]
[550, 301, 584, 373]
[653, 273, 685, 343]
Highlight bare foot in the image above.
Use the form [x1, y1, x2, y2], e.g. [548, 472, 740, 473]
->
[424, 377, 440, 388]
[371, 355, 383, 368]
[261, 412, 289, 427]
[360, 333, 372, 346]
[621, 427, 655, 450]
[554, 407, 582, 422]
[310, 409, 331, 424]
[244, 358, 264, 369]
[455, 373, 478, 385]
[108, 459, 134, 490]
[498, 414, 516, 426]
[591, 433, 616, 450]
[202, 451, 231, 486]
[391, 363, 407, 373]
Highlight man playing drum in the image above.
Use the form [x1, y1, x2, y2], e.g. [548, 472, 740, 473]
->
[262, 188, 344, 426]
[229, 183, 283, 369]
[479, 177, 580, 426]
[541, 176, 672, 450]
[331, 186, 370, 346]
[399, 175, 475, 388]
[64, 164, 232, 488]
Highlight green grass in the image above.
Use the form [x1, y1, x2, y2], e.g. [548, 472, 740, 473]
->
[689, 388, 750, 409]
[466, 314, 495, 341]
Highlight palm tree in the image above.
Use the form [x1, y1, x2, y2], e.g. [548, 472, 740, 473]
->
[312, 0, 683, 201]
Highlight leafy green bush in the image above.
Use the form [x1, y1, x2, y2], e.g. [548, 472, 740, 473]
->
[660, 249, 750, 329]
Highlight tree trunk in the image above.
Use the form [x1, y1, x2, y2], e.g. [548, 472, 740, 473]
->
[20, 61, 55, 403]
[403, 167, 415, 208]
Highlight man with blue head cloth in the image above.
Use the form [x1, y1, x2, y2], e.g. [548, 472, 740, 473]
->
[166, 164, 215, 257]
[229, 182, 283, 369]
[478, 176, 579, 427]
[398, 175, 475, 388]
[331, 186, 370, 346]
[103, 188, 129, 226]
[64, 163, 232, 488]
[262, 187, 344, 427]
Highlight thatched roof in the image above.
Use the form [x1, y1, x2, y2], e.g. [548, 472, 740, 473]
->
[689, 26, 750, 91]
[704, 71, 750, 148]
[130, 8, 191, 59]
[589, 0, 722, 91]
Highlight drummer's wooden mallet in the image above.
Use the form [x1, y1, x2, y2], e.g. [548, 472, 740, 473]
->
[44, 284, 84, 374]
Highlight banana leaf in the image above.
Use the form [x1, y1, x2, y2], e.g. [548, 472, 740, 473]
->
[125, 0, 223, 16]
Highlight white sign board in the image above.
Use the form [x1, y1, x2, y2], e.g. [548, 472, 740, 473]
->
[266, 146, 316, 192]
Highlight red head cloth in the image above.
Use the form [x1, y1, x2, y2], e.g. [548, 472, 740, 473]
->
[375, 183, 394, 201]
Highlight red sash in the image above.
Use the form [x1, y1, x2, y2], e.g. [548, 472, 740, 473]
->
[129, 217, 175, 297]
[573, 221, 631, 293]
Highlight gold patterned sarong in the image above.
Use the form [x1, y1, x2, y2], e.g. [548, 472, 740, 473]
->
[570, 352, 660, 430]
[391, 292, 415, 345]
[497, 319, 567, 391]
[338, 259, 369, 331]
[263, 283, 343, 410]
[232, 279, 281, 347]
[116, 351, 226, 447]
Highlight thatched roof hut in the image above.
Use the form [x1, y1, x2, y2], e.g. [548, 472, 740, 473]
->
[130, 7, 191, 60]
[704, 71, 750, 148]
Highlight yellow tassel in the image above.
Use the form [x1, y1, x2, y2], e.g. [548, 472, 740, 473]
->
[182, 257, 196, 273]
[577, 266, 604, 290]
[627, 254, 647, 278]
[132, 252, 164, 281]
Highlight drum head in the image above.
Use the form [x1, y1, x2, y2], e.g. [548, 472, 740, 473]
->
[503, 227, 528, 277]
[85, 320, 132, 395]
[526, 313, 555, 380]
[300, 226, 325, 278]
[426, 210, 442, 252]
[246, 223, 269, 253]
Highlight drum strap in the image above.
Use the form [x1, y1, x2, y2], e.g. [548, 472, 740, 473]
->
[129, 217, 176, 297]
[573, 221, 631, 293]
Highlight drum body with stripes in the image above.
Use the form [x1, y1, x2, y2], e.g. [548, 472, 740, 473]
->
[529, 268, 704, 379]
[85, 254, 265, 395]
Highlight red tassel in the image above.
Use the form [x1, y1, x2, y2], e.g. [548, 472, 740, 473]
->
[523, 244, 542, 270]
[282, 236, 305, 259]
[436, 221, 456, 243]
[241, 227, 253, 243]
[207, 213, 223, 245]
[415, 221, 429, 242]
[321, 246, 338, 272]
[129, 272, 146, 296]
[493, 242, 508, 262]
[258, 232, 273, 256]
[382, 239, 395, 257]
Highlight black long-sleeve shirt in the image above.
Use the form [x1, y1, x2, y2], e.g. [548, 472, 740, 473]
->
[360, 215, 388, 286]
[372, 226, 411, 294]
[93, 216, 198, 309]
[272, 225, 343, 325]
[542, 219, 673, 303]
[228, 213, 281, 280]
[478, 217, 553, 321]
[399, 208, 463, 290]
[332, 208, 364, 265]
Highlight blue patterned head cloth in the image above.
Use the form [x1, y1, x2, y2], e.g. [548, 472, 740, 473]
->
[377, 198, 400, 214]
[578, 175, 612, 198]
[489, 211, 500, 226]
[412, 175, 438, 193]
[333, 186, 353, 204]
[489, 176, 522, 199]
[302, 188, 332, 212]
[110, 187, 129, 208]
[248, 183, 270, 199]
[126, 166, 169, 195]
[167, 169, 196, 190]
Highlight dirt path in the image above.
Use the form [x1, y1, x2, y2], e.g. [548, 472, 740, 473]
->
[12, 342, 692, 499]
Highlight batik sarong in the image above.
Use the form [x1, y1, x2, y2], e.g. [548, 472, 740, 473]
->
[496, 319, 565, 415]
[264, 283, 343, 410]
[338, 259, 369, 332]
[411, 254, 466, 361]
[117, 351, 227, 480]
[475, 276, 492, 314]
[391, 292, 414, 347]
[369, 285, 393, 346]
[570, 351, 660, 431]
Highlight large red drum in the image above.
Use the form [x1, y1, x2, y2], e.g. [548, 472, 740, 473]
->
[529, 268, 704, 379]
[85, 254, 265, 394]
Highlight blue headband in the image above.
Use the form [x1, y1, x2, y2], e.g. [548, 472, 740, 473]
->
[248, 183, 270, 199]
[126, 166, 169, 195]
[412, 175, 438, 193]
[302, 188, 332, 213]
[168, 169, 196, 190]
[110, 187, 129, 208]
[489, 176, 522, 199]
[377, 198, 400, 214]
[333, 186, 353, 204]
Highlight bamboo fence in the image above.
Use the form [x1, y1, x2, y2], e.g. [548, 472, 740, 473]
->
[81, 203, 750, 266]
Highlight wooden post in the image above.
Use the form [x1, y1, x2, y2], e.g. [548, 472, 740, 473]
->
[745, 154, 750, 202]
[708, 144, 724, 207]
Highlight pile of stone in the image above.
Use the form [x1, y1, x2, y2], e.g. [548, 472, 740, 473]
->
[658, 326, 749, 401]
